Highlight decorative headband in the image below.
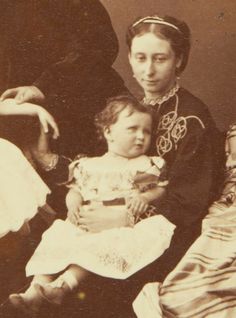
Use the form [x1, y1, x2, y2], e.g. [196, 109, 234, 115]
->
[132, 16, 180, 32]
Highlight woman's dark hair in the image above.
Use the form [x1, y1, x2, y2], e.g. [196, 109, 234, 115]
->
[126, 15, 191, 74]
[95, 95, 152, 142]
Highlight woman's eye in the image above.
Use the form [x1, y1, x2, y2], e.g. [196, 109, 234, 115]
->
[135, 55, 145, 62]
[154, 56, 167, 63]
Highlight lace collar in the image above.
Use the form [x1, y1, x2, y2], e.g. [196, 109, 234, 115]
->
[142, 83, 180, 106]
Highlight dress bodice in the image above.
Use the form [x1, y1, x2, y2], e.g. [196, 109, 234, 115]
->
[70, 153, 166, 201]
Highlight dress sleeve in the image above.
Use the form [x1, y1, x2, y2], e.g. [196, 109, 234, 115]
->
[67, 154, 88, 191]
[155, 119, 221, 228]
[33, 0, 119, 96]
[133, 156, 168, 191]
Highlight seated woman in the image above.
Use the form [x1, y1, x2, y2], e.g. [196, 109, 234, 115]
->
[93, 14, 224, 317]
[133, 124, 236, 318]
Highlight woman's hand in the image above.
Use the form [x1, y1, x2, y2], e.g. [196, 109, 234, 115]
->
[36, 106, 59, 140]
[0, 86, 45, 104]
[78, 205, 128, 233]
[0, 99, 59, 139]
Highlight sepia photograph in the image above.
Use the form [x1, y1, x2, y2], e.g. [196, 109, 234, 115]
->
[0, 1, 235, 317]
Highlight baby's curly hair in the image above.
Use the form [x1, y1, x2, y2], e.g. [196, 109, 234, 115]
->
[95, 95, 152, 142]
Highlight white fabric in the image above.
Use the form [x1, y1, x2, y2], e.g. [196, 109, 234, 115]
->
[70, 154, 165, 201]
[0, 138, 50, 237]
[133, 282, 163, 318]
[26, 216, 175, 279]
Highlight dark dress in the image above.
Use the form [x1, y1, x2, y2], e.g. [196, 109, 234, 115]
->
[82, 87, 225, 318]
[0, 0, 128, 158]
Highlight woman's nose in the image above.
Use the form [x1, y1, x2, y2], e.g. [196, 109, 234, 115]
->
[144, 60, 155, 76]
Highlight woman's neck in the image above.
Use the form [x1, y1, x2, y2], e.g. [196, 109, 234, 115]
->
[143, 82, 179, 106]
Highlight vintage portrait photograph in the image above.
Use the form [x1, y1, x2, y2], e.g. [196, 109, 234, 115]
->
[0, 1, 235, 317]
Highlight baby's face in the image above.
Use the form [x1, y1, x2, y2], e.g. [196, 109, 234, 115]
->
[106, 109, 152, 158]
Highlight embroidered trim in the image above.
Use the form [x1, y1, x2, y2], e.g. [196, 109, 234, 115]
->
[155, 95, 205, 157]
[142, 83, 180, 107]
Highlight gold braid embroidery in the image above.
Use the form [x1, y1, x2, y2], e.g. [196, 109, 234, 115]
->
[156, 95, 205, 157]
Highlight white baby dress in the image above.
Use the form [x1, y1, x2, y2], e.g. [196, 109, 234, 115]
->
[26, 153, 175, 279]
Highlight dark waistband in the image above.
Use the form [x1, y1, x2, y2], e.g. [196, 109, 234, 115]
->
[83, 198, 126, 206]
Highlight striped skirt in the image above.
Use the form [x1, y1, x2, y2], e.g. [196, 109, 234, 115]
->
[133, 202, 236, 318]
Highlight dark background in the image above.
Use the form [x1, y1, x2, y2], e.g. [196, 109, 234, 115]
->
[0, 1, 235, 131]
[101, 0, 236, 131]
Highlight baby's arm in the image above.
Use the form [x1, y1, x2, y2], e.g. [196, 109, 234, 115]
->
[127, 186, 166, 217]
[0, 99, 59, 139]
[66, 188, 84, 226]
[141, 186, 166, 204]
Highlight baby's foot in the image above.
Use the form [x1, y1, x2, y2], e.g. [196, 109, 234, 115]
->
[9, 285, 43, 315]
[35, 278, 71, 305]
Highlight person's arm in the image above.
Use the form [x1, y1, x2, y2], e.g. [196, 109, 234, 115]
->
[141, 186, 166, 204]
[155, 121, 222, 228]
[66, 188, 83, 226]
[0, 99, 59, 138]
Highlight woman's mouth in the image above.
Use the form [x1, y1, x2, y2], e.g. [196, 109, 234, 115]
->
[143, 79, 159, 85]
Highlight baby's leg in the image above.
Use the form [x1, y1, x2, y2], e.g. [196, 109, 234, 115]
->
[36, 265, 89, 305]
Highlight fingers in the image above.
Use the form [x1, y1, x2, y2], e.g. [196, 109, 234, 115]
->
[48, 117, 60, 139]
[38, 112, 60, 139]
[78, 224, 89, 232]
[128, 200, 148, 215]
[1, 86, 45, 104]
[77, 216, 90, 225]
[67, 209, 80, 225]
[67, 212, 77, 226]
[15, 90, 28, 104]
[39, 117, 49, 134]
[0, 88, 19, 101]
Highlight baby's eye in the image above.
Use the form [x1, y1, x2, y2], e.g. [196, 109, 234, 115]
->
[127, 126, 137, 131]
[144, 129, 151, 135]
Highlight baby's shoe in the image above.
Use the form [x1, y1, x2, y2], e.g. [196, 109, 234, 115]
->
[9, 284, 43, 316]
[35, 277, 71, 305]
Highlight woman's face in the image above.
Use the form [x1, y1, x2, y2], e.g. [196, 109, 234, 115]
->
[129, 32, 182, 98]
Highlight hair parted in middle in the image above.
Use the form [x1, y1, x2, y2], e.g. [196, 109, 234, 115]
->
[126, 15, 191, 74]
[94, 95, 152, 142]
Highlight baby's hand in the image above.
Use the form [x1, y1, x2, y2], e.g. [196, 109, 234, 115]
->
[67, 207, 81, 226]
[66, 189, 83, 226]
[126, 194, 149, 216]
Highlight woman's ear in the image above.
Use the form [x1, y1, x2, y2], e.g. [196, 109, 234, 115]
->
[104, 127, 113, 142]
[176, 54, 183, 70]
[128, 52, 132, 65]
